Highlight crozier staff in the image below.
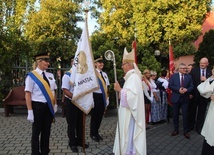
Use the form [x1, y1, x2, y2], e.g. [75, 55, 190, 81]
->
[25, 52, 57, 155]
[113, 48, 146, 155]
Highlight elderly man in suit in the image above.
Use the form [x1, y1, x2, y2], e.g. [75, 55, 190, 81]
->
[189, 57, 212, 134]
[169, 63, 194, 139]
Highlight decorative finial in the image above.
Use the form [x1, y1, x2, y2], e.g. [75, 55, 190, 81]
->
[83, 0, 90, 22]
[84, 0, 90, 13]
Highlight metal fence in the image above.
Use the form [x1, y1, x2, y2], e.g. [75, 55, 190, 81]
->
[12, 66, 69, 101]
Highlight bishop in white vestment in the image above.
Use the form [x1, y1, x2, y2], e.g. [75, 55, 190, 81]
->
[113, 48, 146, 155]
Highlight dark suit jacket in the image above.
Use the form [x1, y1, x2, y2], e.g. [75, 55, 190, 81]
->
[169, 73, 194, 103]
[189, 67, 212, 98]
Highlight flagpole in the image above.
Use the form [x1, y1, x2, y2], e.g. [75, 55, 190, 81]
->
[81, 0, 90, 152]
[169, 38, 171, 77]
[132, 23, 137, 64]
[167, 38, 174, 107]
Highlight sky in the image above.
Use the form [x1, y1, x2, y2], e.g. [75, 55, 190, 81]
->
[77, 12, 99, 36]
[35, 0, 214, 36]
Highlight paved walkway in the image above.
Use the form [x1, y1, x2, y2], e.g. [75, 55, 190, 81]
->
[0, 107, 204, 155]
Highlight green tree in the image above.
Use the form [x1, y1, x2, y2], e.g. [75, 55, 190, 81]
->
[24, 0, 83, 66]
[95, 0, 211, 59]
[90, 31, 161, 107]
[194, 29, 214, 67]
[0, 0, 35, 103]
[90, 31, 124, 107]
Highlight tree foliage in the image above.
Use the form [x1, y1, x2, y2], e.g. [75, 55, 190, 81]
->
[90, 31, 161, 107]
[0, 0, 213, 108]
[99, 0, 211, 43]
[24, 0, 83, 65]
[96, 0, 211, 58]
[89, 0, 212, 106]
[0, 0, 34, 102]
[194, 29, 214, 67]
[0, 0, 84, 104]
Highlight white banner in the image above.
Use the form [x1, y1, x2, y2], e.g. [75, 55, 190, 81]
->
[70, 22, 99, 114]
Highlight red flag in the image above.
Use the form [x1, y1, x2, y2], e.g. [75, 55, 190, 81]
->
[169, 41, 175, 77]
[167, 41, 175, 106]
[132, 40, 137, 64]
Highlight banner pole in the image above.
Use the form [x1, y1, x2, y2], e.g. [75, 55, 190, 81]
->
[81, 1, 90, 152]
[82, 113, 86, 152]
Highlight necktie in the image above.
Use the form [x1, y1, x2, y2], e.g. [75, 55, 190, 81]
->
[181, 74, 184, 87]
[42, 72, 50, 87]
[100, 71, 106, 83]
[202, 69, 205, 76]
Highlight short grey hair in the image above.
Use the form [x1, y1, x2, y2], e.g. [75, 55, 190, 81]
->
[178, 63, 186, 69]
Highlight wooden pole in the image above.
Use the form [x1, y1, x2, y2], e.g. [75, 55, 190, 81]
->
[82, 113, 86, 152]
[82, 1, 89, 152]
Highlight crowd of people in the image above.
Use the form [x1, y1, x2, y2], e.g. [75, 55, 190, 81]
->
[24, 50, 214, 155]
[142, 57, 214, 154]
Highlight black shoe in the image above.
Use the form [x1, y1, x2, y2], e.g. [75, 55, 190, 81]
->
[146, 126, 151, 130]
[91, 135, 99, 142]
[171, 131, 179, 136]
[77, 143, 89, 148]
[70, 146, 78, 153]
[184, 132, 190, 139]
[97, 134, 103, 141]
[148, 122, 153, 125]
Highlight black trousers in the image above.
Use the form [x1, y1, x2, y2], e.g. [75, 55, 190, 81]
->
[188, 97, 194, 130]
[201, 139, 214, 155]
[196, 96, 208, 133]
[32, 101, 53, 155]
[172, 96, 189, 133]
[90, 93, 105, 136]
[189, 95, 208, 133]
[64, 97, 83, 146]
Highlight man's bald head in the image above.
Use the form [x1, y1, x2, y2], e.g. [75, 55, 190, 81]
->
[199, 57, 209, 69]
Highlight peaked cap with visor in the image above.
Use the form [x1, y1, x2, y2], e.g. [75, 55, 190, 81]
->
[34, 52, 50, 62]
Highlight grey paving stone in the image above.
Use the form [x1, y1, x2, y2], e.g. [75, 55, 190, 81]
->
[8, 150, 20, 154]
[0, 108, 204, 155]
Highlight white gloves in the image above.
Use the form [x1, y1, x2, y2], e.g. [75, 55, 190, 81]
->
[27, 105, 57, 123]
[106, 97, 109, 107]
[54, 104, 58, 113]
[27, 110, 34, 123]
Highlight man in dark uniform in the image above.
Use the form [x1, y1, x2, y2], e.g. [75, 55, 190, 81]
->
[61, 58, 88, 153]
[90, 56, 110, 142]
[189, 57, 212, 134]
